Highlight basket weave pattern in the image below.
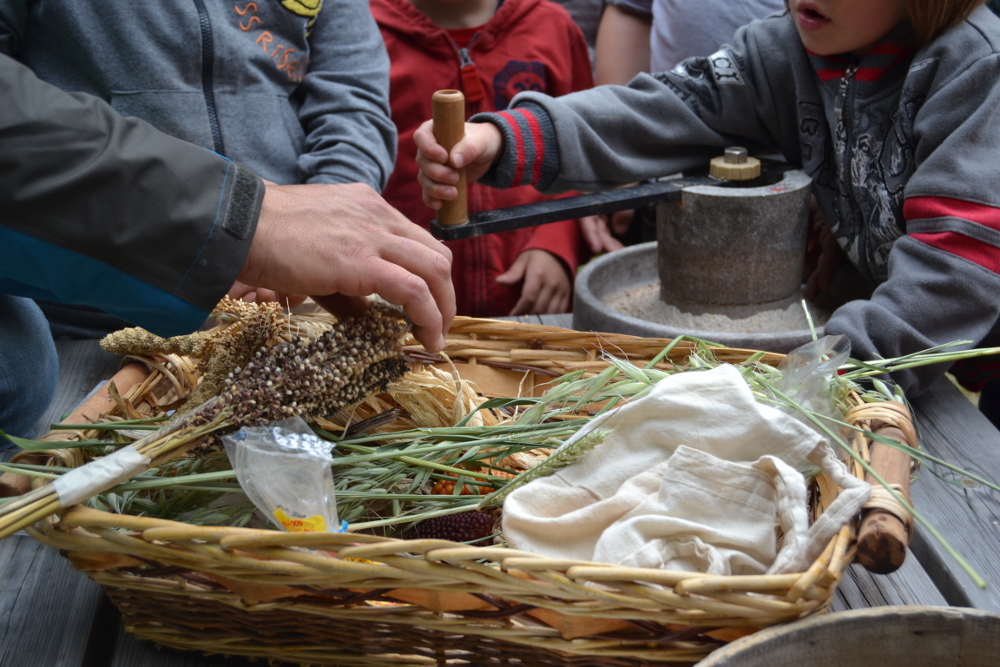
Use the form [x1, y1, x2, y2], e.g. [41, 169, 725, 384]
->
[23, 318, 884, 666]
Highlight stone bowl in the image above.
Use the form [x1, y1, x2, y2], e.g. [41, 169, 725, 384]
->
[573, 241, 824, 354]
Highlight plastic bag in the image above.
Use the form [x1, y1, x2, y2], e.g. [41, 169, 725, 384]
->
[223, 417, 345, 533]
[776, 334, 851, 427]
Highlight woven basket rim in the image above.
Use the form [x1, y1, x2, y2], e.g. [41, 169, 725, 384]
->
[22, 316, 887, 666]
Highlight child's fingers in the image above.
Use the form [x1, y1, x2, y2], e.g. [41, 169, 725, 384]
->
[454, 123, 503, 175]
[609, 209, 634, 235]
[413, 120, 450, 164]
[495, 252, 528, 286]
[579, 215, 624, 254]
[415, 146, 460, 210]
[414, 119, 486, 173]
[533, 279, 570, 315]
[417, 169, 458, 204]
[421, 190, 443, 211]
[449, 136, 480, 169]
[415, 150, 460, 185]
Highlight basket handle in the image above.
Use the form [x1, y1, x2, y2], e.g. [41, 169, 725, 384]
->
[855, 417, 914, 574]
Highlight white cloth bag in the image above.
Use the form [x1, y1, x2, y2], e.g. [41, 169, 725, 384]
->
[501, 364, 870, 575]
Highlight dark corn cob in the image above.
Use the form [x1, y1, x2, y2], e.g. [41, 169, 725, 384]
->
[415, 511, 495, 546]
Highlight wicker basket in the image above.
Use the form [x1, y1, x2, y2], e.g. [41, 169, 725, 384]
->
[19, 317, 900, 666]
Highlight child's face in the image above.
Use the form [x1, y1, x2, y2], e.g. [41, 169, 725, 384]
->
[789, 0, 908, 57]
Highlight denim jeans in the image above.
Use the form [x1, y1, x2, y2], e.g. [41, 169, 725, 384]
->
[0, 295, 59, 443]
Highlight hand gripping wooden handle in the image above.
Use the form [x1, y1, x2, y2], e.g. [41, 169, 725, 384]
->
[432, 89, 468, 226]
[855, 406, 916, 575]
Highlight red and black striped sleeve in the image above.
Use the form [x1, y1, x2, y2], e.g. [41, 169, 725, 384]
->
[471, 102, 560, 191]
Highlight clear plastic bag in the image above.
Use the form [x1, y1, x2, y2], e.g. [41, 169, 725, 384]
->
[223, 417, 345, 533]
[776, 334, 851, 427]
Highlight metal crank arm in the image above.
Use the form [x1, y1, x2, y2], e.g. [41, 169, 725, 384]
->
[430, 177, 706, 241]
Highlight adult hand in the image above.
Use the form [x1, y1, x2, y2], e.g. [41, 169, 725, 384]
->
[496, 249, 572, 316]
[238, 181, 456, 352]
[414, 120, 503, 211]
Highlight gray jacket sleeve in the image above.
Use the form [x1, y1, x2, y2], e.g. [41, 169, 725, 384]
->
[0, 53, 263, 337]
[296, 0, 397, 190]
[475, 18, 801, 194]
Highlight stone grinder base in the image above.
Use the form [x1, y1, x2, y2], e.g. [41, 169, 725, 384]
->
[573, 242, 825, 354]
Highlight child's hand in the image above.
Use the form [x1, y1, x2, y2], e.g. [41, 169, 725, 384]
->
[496, 249, 572, 316]
[802, 195, 846, 300]
[580, 214, 626, 254]
[414, 120, 504, 211]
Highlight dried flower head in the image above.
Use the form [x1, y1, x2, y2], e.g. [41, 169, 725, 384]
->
[138, 301, 412, 460]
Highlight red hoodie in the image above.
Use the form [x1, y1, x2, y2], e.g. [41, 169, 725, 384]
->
[371, 0, 594, 317]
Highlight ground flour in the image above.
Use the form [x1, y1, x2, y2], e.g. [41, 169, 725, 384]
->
[604, 282, 830, 334]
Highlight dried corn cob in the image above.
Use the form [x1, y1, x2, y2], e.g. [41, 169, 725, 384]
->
[415, 510, 495, 546]
[430, 468, 517, 495]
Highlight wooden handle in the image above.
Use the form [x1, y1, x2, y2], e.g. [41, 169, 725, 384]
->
[0, 362, 150, 498]
[432, 89, 468, 226]
[855, 420, 913, 574]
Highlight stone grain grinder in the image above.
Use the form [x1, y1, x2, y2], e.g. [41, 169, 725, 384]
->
[430, 90, 816, 352]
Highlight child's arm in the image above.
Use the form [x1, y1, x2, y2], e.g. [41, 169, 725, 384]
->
[496, 249, 573, 316]
[421, 19, 797, 200]
[295, 0, 396, 191]
[595, 2, 653, 86]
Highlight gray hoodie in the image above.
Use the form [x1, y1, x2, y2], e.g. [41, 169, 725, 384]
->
[0, 0, 396, 189]
[476, 8, 1000, 396]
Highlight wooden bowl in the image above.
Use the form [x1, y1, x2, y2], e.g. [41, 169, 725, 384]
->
[699, 606, 1000, 666]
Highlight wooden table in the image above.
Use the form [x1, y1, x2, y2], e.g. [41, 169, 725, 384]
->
[2, 314, 998, 666]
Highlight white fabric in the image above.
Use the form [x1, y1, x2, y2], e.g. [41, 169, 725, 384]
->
[53, 444, 150, 507]
[502, 364, 870, 575]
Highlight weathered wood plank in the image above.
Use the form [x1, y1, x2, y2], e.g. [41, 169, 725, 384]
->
[0, 534, 108, 667]
[906, 378, 1000, 610]
[0, 339, 122, 667]
[832, 559, 947, 612]
[31, 339, 122, 437]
